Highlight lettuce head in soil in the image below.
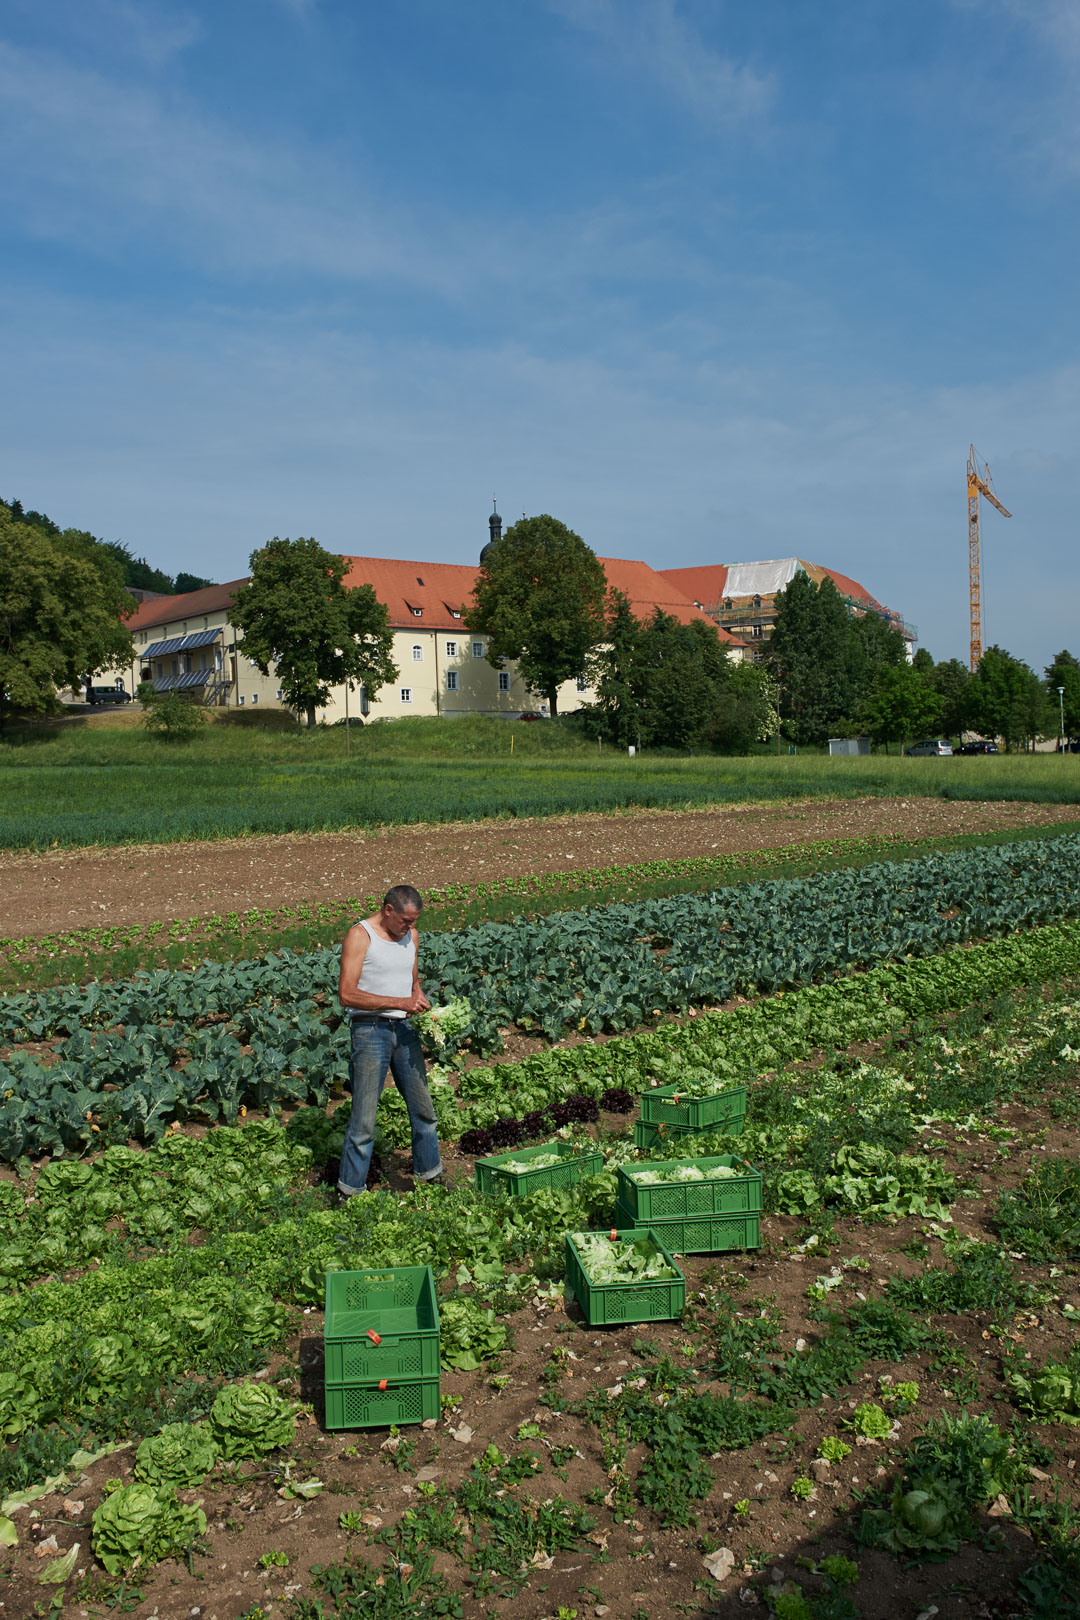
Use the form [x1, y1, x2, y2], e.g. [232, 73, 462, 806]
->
[210, 1381, 297, 1459]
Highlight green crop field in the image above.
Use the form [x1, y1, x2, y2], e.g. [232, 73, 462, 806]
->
[3, 821, 1080, 1615]
[3, 717, 1080, 847]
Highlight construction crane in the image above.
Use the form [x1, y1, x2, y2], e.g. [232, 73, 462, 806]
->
[967, 444, 1011, 672]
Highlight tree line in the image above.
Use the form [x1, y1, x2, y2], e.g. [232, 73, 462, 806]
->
[2, 497, 1074, 750]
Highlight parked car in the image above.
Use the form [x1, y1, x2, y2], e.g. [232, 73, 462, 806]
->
[517, 711, 547, 722]
[954, 739, 999, 755]
[87, 685, 133, 705]
[905, 738, 953, 757]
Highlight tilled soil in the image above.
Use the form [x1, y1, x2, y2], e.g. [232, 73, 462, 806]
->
[5, 1096, 1076, 1620]
[3, 795, 1078, 939]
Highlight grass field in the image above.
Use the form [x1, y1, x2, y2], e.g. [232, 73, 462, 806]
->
[3, 718, 1080, 848]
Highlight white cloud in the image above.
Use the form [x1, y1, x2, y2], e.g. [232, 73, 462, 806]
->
[547, 0, 774, 129]
[0, 41, 462, 288]
[3, 282, 1076, 670]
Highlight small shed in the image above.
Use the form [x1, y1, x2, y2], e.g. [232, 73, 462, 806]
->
[828, 737, 871, 757]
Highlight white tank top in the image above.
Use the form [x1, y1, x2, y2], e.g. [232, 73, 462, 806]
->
[355, 920, 415, 1018]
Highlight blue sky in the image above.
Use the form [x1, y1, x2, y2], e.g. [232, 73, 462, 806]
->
[1, 0, 1077, 667]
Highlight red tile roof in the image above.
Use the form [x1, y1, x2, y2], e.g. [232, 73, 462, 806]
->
[123, 556, 745, 646]
[341, 555, 745, 642]
[661, 559, 891, 617]
[656, 565, 731, 608]
[124, 580, 245, 630]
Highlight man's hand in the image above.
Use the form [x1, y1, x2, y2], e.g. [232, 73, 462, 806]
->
[404, 989, 431, 1014]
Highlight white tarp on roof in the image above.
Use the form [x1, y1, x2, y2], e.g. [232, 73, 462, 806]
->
[722, 559, 804, 598]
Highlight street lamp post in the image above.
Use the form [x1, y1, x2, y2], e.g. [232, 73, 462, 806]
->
[1058, 687, 1066, 755]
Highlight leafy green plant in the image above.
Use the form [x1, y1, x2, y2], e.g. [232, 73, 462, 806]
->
[1008, 1352, 1080, 1426]
[995, 1156, 1080, 1261]
[846, 1403, 892, 1440]
[91, 1482, 206, 1574]
[859, 1413, 1020, 1561]
[258, 1550, 289, 1569]
[438, 1297, 509, 1371]
[134, 1421, 218, 1486]
[209, 1382, 296, 1460]
[791, 1476, 815, 1500]
[818, 1436, 851, 1462]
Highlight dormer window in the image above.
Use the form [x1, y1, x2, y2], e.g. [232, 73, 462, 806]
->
[410, 606, 423, 617]
[723, 598, 732, 610]
[753, 596, 762, 609]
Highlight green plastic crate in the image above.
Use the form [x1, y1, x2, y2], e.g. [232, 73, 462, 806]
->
[615, 1198, 761, 1255]
[564, 1228, 686, 1326]
[639, 1081, 747, 1132]
[617, 1154, 762, 1222]
[633, 1115, 743, 1152]
[475, 1139, 604, 1196]
[324, 1266, 440, 1383]
[324, 1376, 441, 1430]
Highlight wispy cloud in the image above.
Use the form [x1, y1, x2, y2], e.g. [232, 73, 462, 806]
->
[0, 41, 459, 287]
[547, 0, 774, 128]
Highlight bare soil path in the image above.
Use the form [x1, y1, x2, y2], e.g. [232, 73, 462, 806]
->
[2, 795, 1077, 940]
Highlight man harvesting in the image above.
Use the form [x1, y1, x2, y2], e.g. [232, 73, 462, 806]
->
[336, 884, 443, 1197]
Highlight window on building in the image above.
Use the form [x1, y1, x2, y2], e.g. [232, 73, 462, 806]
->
[202, 617, 208, 629]
[410, 607, 423, 617]
[498, 672, 510, 692]
[238, 695, 245, 706]
[576, 677, 588, 692]
[276, 689, 283, 699]
[472, 640, 484, 658]
[412, 644, 424, 661]
[450, 608, 462, 618]
[445, 640, 457, 657]
[400, 687, 412, 703]
[752, 624, 764, 639]
[446, 670, 458, 691]
[251, 692, 259, 704]
[753, 596, 762, 609]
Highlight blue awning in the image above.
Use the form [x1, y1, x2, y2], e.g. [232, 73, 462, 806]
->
[144, 627, 223, 658]
[152, 669, 215, 692]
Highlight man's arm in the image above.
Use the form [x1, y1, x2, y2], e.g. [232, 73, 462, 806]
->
[338, 925, 428, 1014]
[411, 926, 431, 1013]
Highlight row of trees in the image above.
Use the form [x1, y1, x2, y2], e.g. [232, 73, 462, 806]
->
[766, 568, 1074, 750]
[5, 501, 213, 596]
[2, 492, 1074, 751]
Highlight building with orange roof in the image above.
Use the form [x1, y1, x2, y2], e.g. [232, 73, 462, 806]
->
[660, 558, 916, 658]
[117, 517, 747, 719]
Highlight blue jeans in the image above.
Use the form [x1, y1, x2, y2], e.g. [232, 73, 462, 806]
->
[337, 1018, 443, 1195]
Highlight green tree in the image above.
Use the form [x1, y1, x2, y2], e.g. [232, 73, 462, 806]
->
[141, 689, 208, 741]
[587, 598, 739, 749]
[0, 507, 134, 723]
[1045, 650, 1080, 742]
[766, 573, 853, 745]
[466, 514, 607, 717]
[930, 657, 971, 741]
[857, 663, 943, 752]
[845, 612, 906, 714]
[635, 612, 733, 748]
[588, 590, 646, 747]
[911, 647, 935, 676]
[705, 659, 779, 752]
[967, 645, 1052, 751]
[231, 537, 397, 728]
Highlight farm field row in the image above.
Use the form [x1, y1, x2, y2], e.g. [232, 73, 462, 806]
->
[3, 743, 1080, 850]
[6, 816, 1080, 993]
[2, 955, 1079, 1617]
[5, 836, 1080, 1157]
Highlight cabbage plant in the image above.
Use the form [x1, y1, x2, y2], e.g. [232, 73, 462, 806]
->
[91, 1482, 206, 1574]
[210, 1381, 296, 1459]
[135, 1421, 219, 1487]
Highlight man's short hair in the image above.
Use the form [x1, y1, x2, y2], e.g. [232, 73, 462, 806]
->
[384, 884, 423, 914]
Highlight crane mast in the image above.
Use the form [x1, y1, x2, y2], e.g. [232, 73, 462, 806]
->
[967, 444, 1011, 672]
